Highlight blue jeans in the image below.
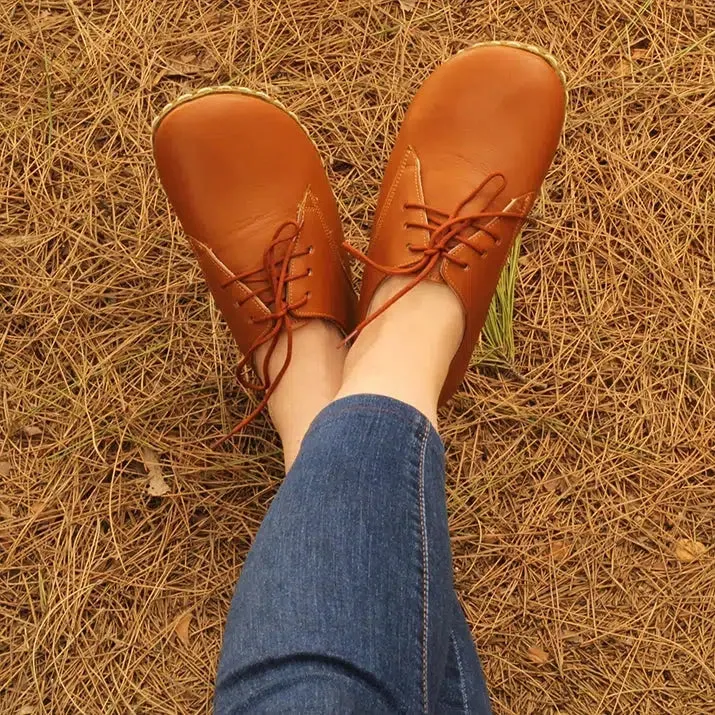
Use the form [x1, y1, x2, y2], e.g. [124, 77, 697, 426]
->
[215, 395, 492, 714]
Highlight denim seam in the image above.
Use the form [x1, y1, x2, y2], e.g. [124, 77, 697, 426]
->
[450, 630, 470, 715]
[418, 417, 430, 714]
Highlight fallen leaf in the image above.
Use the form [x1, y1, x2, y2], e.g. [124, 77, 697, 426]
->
[174, 610, 192, 646]
[23, 425, 42, 438]
[148, 473, 170, 496]
[560, 629, 582, 644]
[146, 472, 170, 496]
[526, 645, 550, 665]
[398, 0, 417, 10]
[482, 533, 500, 544]
[168, 53, 216, 77]
[550, 540, 570, 560]
[141, 447, 170, 496]
[0, 501, 13, 519]
[615, 58, 632, 76]
[673, 538, 706, 563]
[29, 501, 46, 517]
[543, 475, 566, 492]
[199, 56, 218, 72]
[141, 446, 161, 476]
[34, 9, 55, 30]
[518, 254, 533, 269]
[18, 706, 35, 715]
[631, 47, 648, 60]
[151, 69, 167, 88]
[0, 461, 11, 477]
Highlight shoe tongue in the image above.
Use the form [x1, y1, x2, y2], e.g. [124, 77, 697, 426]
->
[435, 174, 505, 258]
[236, 237, 292, 312]
[254, 200, 307, 312]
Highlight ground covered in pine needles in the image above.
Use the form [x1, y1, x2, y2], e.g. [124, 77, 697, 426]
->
[2, 1, 714, 713]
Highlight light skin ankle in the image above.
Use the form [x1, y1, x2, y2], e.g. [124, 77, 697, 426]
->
[254, 320, 347, 471]
[336, 276, 465, 428]
[254, 277, 463, 470]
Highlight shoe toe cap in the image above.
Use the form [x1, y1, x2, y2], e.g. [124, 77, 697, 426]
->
[152, 91, 318, 246]
[406, 43, 566, 201]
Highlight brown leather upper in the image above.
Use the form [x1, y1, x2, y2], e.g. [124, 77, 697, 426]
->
[351, 44, 566, 404]
[152, 91, 356, 437]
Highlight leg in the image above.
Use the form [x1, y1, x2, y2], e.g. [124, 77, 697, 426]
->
[204, 43, 563, 714]
[214, 394, 454, 713]
[437, 597, 492, 714]
[215, 276, 491, 713]
[337, 277, 464, 428]
[254, 320, 348, 471]
[152, 84, 493, 711]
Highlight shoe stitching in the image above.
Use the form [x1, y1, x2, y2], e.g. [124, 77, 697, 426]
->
[300, 187, 354, 291]
[373, 148, 411, 241]
[441, 192, 533, 300]
[190, 237, 272, 320]
[307, 188, 339, 259]
[411, 151, 430, 250]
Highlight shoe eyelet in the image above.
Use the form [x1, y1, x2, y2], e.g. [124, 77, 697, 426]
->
[308, 245, 314, 254]
[307, 268, 313, 276]
[481, 252, 488, 259]
[306, 291, 312, 298]
[462, 264, 470, 271]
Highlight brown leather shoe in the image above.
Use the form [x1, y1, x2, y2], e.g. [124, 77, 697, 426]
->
[345, 42, 566, 404]
[152, 88, 356, 444]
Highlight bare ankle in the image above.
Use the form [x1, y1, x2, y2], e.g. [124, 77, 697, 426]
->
[336, 277, 464, 428]
[255, 321, 347, 471]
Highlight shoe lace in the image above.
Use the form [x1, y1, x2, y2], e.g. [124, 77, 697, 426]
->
[213, 219, 311, 447]
[341, 172, 526, 343]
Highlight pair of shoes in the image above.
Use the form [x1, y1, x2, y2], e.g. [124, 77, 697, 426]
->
[152, 42, 567, 444]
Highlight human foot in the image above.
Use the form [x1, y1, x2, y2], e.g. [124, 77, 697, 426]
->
[343, 42, 566, 415]
[152, 89, 356, 463]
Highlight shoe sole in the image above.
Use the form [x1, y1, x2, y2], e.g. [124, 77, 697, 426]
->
[460, 40, 567, 96]
[151, 41, 565, 146]
[151, 85, 320, 156]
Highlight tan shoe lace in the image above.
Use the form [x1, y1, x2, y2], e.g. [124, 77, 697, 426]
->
[342, 173, 527, 343]
[213, 219, 311, 447]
